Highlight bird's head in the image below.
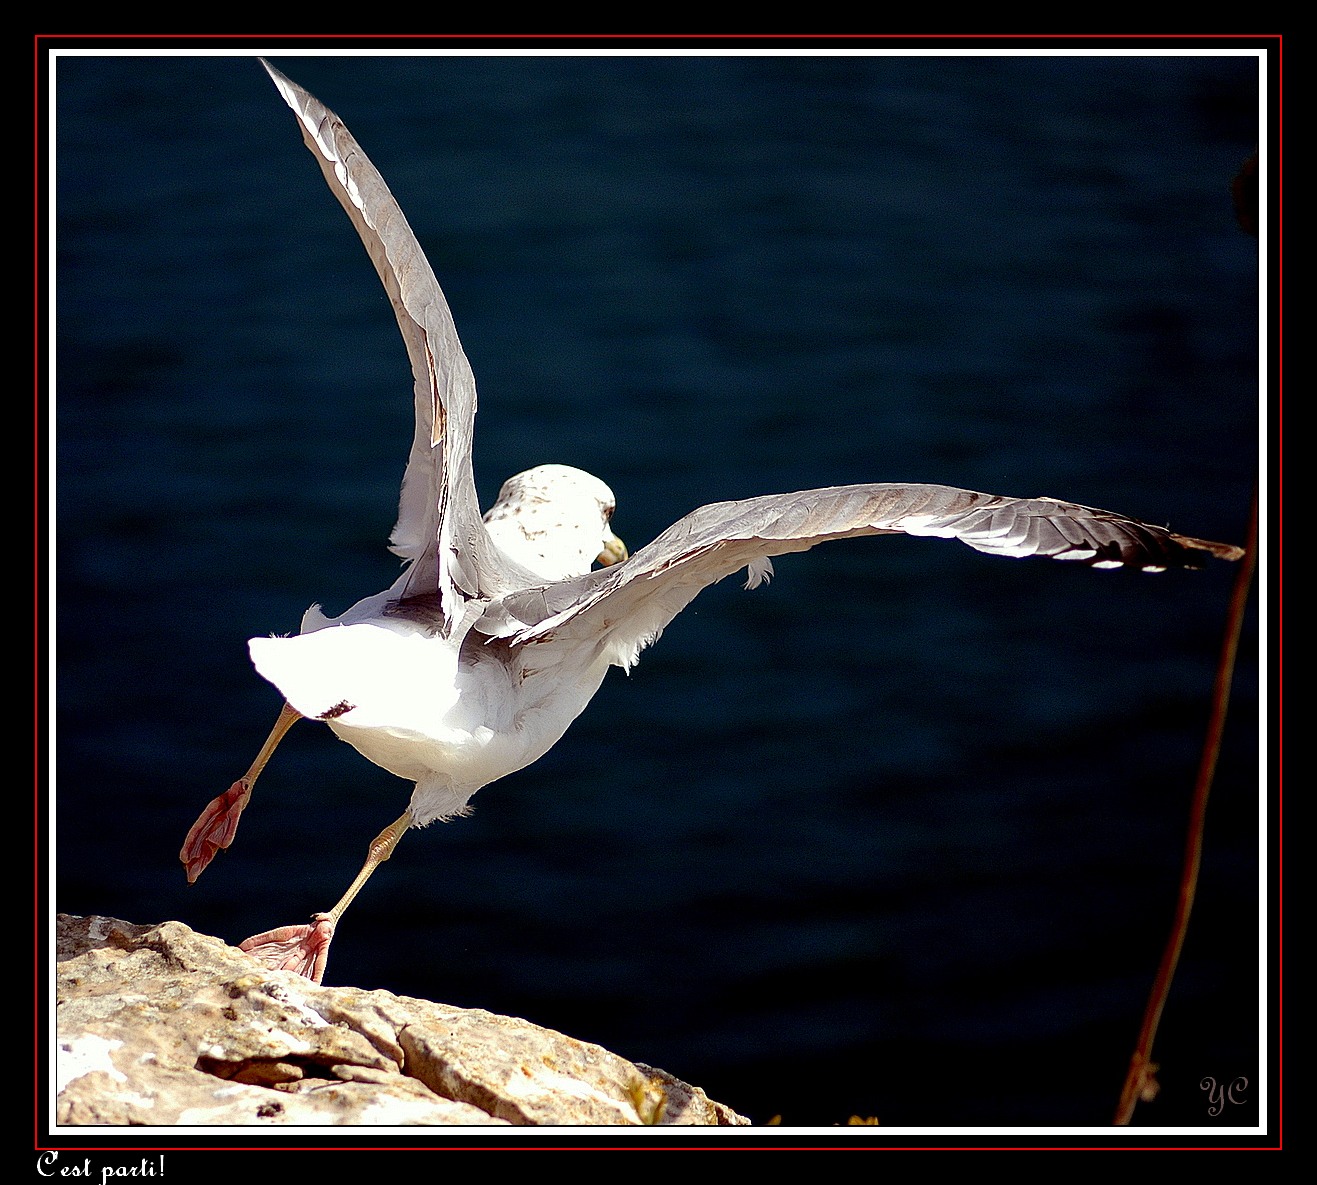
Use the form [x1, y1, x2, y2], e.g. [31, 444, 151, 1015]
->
[484, 464, 628, 582]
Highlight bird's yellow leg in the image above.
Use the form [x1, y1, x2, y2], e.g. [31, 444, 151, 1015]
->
[238, 811, 412, 984]
[324, 811, 412, 925]
[180, 701, 302, 883]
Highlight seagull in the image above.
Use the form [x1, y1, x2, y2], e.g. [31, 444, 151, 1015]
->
[180, 60, 1244, 985]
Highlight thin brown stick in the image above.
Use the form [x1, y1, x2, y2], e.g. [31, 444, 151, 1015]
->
[1113, 491, 1258, 1124]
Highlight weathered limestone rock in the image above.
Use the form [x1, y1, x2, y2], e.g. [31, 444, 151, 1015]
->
[55, 914, 748, 1127]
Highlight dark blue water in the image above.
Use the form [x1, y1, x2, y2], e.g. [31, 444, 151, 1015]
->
[55, 53, 1260, 1129]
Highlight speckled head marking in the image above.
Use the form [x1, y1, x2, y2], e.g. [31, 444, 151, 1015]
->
[483, 464, 627, 582]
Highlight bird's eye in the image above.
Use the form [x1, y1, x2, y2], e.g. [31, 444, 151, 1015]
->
[604, 504, 615, 521]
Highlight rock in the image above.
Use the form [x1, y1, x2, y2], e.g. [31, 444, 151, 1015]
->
[55, 914, 748, 1127]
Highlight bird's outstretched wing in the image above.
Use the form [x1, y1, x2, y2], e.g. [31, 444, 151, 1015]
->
[479, 482, 1243, 667]
[262, 60, 531, 630]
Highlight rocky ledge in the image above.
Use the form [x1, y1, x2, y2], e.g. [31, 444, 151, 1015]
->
[54, 914, 748, 1127]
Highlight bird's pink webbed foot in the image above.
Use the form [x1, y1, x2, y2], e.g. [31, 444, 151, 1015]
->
[180, 701, 301, 883]
[238, 914, 336, 984]
[180, 779, 251, 883]
[234, 812, 413, 985]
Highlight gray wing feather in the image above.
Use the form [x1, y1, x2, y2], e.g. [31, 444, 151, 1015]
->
[480, 483, 1242, 663]
[260, 62, 1243, 660]
[262, 60, 522, 629]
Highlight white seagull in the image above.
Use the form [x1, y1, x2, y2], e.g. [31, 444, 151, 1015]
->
[181, 61, 1244, 985]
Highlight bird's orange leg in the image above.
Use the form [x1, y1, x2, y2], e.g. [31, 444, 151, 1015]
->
[237, 810, 412, 984]
[179, 701, 302, 883]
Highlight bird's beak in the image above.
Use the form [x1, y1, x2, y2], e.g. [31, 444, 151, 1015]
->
[596, 533, 628, 567]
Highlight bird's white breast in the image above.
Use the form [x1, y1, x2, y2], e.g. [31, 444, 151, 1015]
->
[248, 608, 613, 826]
